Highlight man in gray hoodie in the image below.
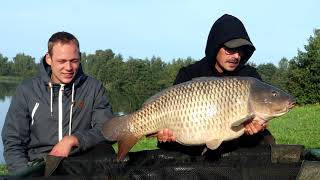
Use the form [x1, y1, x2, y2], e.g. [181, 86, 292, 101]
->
[2, 32, 113, 174]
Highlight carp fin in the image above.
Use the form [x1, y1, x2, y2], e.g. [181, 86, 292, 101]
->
[117, 133, 140, 161]
[102, 115, 142, 161]
[231, 114, 254, 127]
[102, 115, 131, 141]
[206, 139, 223, 150]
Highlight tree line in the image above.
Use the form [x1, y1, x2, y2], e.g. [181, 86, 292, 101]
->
[0, 29, 319, 112]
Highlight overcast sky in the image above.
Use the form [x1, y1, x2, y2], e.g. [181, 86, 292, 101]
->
[0, 0, 319, 65]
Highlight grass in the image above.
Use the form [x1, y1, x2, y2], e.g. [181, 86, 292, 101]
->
[113, 136, 158, 153]
[0, 165, 8, 176]
[268, 104, 320, 148]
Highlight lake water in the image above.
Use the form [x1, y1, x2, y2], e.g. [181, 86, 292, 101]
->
[0, 96, 11, 164]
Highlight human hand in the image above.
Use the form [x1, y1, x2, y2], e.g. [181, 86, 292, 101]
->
[157, 128, 176, 142]
[49, 135, 79, 157]
[244, 117, 267, 135]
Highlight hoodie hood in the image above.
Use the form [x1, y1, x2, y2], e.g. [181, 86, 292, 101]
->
[204, 14, 256, 73]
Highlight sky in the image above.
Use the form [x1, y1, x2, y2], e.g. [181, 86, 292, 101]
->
[0, 0, 319, 65]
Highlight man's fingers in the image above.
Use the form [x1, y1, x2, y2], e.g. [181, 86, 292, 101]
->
[244, 120, 253, 134]
[158, 129, 168, 142]
[252, 121, 260, 133]
[165, 128, 174, 142]
[157, 128, 176, 142]
[247, 123, 255, 135]
[158, 131, 164, 142]
[244, 121, 258, 135]
[263, 123, 268, 129]
[163, 129, 169, 135]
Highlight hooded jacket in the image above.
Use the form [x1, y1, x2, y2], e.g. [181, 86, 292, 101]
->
[2, 57, 113, 173]
[158, 14, 271, 155]
[174, 14, 260, 84]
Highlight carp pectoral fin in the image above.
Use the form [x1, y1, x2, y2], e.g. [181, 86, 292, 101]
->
[231, 114, 255, 127]
[117, 134, 139, 161]
[206, 139, 222, 150]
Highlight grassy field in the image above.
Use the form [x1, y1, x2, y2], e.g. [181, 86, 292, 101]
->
[268, 104, 320, 148]
[1, 104, 319, 175]
[0, 166, 8, 175]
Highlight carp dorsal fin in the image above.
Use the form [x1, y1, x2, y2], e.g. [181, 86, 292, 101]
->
[231, 114, 255, 127]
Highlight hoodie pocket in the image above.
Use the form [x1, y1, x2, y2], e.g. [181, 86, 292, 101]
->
[31, 102, 40, 125]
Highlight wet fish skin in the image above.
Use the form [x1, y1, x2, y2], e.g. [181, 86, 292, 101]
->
[102, 77, 295, 160]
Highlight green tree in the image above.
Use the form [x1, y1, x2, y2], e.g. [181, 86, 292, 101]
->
[271, 58, 289, 90]
[148, 56, 167, 93]
[0, 53, 10, 76]
[12, 53, 37, 77]
[256, 63, 278, 84]
[0, 82, 18, 101]
[287, 29, 320, 104]
[102, 54, 125, 91]
[165, 57, 195, 85]
[82, 49, 115, 80]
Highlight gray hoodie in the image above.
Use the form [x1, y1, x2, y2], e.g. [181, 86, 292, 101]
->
[1, 57, 113, 173]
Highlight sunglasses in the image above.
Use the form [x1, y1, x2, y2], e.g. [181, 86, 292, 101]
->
[223, 46, 245, 57]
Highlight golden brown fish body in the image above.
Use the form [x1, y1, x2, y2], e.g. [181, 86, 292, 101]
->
[102, 77, 295, 160]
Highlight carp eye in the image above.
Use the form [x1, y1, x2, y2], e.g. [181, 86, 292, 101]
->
[272, 91, 278, 97]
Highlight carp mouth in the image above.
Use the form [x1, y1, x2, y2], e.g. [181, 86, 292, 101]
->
[255, 101, 295, 121]
[288, 101, 296, 109]
[270, 101, 296, 118]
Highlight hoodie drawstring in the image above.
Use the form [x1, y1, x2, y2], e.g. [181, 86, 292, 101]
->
[69, 84, 75, 136]
[58, 84, 65, 141]
[50, 83, 74, 141]
[49, 82, 53, 116]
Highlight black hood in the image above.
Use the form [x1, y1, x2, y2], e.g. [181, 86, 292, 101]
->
[204, 14, 256, 73]
[39, 56, 87, 91]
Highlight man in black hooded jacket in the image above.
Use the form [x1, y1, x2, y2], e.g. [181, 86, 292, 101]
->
[157, 14, 275, 156]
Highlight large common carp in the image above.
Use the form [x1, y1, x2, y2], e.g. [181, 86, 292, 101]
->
[102, 77, 295, 160]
